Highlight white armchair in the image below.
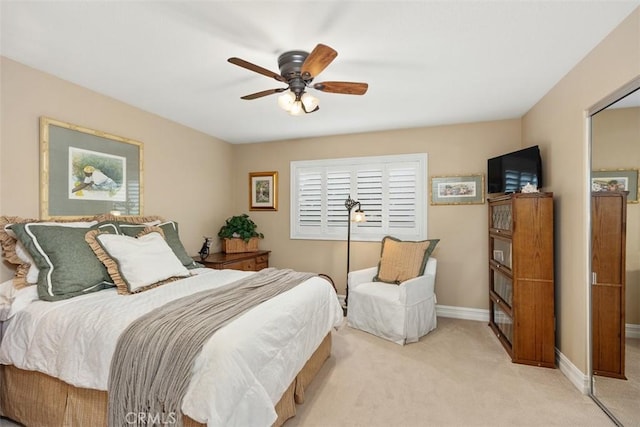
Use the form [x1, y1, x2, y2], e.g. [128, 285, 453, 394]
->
[346, 257, 437, 345]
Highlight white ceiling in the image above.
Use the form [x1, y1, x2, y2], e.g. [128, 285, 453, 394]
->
[1, 1, 639, 144]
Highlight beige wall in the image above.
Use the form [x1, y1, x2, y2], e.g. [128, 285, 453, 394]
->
[592, 106, 640, 324]
[0, 57, 235, 281]
[0, 53, 522, 314]
[522, 8, 640, 373]
[232, 121, 522, 309]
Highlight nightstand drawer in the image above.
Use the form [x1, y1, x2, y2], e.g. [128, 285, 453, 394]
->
[223, 259, 255, 271]
[196, 250, 270, 272]
[255, 254, 269, 270]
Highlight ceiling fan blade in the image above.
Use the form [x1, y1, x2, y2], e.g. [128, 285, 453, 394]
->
[228, 57, 286, 83]
[313, 81, 369, 95]
[301, 44, 337, 79]
[240, 88, 287, 100]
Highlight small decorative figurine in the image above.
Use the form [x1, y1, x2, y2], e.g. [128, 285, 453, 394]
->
[198, 236, 212, 260]
[521, 182, 538, 193]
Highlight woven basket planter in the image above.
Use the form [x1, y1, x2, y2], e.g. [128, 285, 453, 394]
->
[221, 237, 260, 253]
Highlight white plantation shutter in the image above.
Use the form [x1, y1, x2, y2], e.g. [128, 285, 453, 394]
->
[298, 169, 322, 228]
[355, 168, 383, 233]
[388, 165, 418, 231]
[327, 170, 351, 230]
[291, 154, 427, 241]
[504, 169, 539, 193]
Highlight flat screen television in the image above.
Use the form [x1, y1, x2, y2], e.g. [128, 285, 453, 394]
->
[487, 145, 542, 194]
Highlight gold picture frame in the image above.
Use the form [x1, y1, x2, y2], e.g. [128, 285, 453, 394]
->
[591, 168, 639, 203]
[430, 174, 485, 205]
[249, 171, 278, 211]
[40, 117, 144, 219]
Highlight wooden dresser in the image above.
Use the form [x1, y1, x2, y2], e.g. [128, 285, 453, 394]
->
[488, 192, 555, 368]
[196, 250, 270, 272]
[591, 191, 627, 379]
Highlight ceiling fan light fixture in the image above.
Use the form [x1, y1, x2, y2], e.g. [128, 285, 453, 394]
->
[289, 101, 305, 116]
[278, 90, 319, 115]
[301, 92, 319, 112]
[229, 43, 367, 114]
[277, 90, 296, 111]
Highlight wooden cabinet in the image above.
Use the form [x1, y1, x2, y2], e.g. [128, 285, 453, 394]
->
[196, 250, 270, 272]
[488, 192, 555, 368]
[591, 191, 627, 379]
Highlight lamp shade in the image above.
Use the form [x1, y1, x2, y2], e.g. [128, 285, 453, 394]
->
[352, 209, 366, 223]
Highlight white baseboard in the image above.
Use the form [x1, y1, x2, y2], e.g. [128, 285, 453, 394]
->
[436, 304, 489, 322]
[558, 324, 639, 395]
[627, 323, 640, 339]
[556, 348, 590, 394]
[436, 304, 591, 394]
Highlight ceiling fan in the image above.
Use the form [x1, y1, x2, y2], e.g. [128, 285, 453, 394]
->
[228, 43, 368, 115]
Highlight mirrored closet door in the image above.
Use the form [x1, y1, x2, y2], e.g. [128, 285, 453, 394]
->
[589, 78, 640, 426]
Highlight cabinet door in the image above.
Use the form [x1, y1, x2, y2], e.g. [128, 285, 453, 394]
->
[512, 196, 554, 282]
[491, 301, 513, 347]
[489, 201, 512, 234]
[490, 267, 513, 308]
[513, 280, 555, 367]
[490, 236, 512, 271]
[592, 285, 623, 377]
[591, 192, 626, 378]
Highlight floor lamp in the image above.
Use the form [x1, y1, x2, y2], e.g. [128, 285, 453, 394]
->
[344, 195, 365, 311]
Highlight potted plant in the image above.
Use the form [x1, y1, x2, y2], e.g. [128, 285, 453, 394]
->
[217, 213, 264, 253]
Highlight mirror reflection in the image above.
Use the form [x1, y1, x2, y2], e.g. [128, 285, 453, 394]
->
[590, 84, 640, 426]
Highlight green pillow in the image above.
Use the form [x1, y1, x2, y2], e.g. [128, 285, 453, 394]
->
[94, 220, 121, 234]
[118, 221, 198, 269]
[10, 223, 116, 301]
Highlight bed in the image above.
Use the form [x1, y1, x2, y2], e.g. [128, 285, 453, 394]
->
[0, 215, 343, 426]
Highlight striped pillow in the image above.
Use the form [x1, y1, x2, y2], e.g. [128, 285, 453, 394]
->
[373, 236, 439, 284]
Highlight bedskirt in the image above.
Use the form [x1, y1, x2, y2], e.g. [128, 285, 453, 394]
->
[0, 332, 332, 426]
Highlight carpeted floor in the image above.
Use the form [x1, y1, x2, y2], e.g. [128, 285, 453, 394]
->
[593, 337, 640, 427]
[287, 317, 615, 427]
[0, 317, 620, 427]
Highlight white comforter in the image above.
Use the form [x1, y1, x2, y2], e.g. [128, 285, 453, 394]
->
[0, 268, 343, 426]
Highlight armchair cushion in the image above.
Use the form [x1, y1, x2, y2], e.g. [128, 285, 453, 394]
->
[373, 236, 439, 284]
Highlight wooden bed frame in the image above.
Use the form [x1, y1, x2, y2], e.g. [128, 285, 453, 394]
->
[0, 333, 332, 426]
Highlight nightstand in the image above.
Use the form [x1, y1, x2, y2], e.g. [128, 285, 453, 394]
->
[195, 250, 270, 272]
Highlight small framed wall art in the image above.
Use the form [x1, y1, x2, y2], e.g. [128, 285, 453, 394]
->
[430, 174, 485, 205]
[249, 171, 278, 211]
[591, 168, 639, 203]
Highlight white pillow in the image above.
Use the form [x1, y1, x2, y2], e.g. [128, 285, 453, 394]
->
[93, 231, 190, 294]
[15, 241, 39, 284]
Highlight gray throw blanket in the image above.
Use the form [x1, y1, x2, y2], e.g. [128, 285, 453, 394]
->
[108, 268, 317, 427]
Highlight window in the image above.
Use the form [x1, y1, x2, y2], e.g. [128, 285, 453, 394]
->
[291, 153, 427, 241]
